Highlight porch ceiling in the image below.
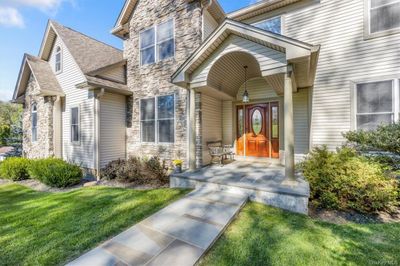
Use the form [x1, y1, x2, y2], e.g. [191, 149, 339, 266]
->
[207, 52, 261, 98]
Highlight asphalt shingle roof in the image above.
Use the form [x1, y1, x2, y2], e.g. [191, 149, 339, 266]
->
[26, 54, 63, 95]
[50, 20, 124, 74]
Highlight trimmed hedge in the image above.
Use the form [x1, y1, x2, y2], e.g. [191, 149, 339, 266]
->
[300, 146, 399, 213]
[28, 158, 82, 188]
[0, 157, 30, 181]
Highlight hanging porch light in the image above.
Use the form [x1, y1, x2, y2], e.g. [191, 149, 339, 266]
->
[242, 66, 249, 103]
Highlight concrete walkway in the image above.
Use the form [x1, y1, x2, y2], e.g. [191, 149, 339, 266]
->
[67, 189, 248, 266]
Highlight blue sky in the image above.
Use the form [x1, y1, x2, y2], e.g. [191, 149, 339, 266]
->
[0, 0, 257, 102]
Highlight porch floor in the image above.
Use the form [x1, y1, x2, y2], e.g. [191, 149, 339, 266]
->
[173, 160, 309, 198]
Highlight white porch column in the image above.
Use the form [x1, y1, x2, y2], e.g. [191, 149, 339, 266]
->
[284, 66, 295, 179]
[189, 89, 196, 170]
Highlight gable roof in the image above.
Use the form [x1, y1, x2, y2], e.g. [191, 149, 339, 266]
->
[13, 54, 64, 102]
[39, 20, 124, 74]
[111, 0, 226, 39]
[172, 19, 320, 85]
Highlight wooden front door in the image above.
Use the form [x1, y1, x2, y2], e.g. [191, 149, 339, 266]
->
[236, 103, 279, 158]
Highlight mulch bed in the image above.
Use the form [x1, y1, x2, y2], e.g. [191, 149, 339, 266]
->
[309, 204, 400, 224]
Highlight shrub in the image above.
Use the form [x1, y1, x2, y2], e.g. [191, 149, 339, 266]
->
[0, 157, 30, 181]
[300, 146, 399, 213]
[101, 156, 168, 186]
[143, 156, 168, 181]
[29, 158, 82, 188]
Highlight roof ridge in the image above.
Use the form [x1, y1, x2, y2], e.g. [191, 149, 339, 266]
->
[49, 20, 123, 53]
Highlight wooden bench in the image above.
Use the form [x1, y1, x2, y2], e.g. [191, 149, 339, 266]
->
[207, 141, 234, 166]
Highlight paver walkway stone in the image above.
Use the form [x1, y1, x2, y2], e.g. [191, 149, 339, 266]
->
[67, 188, 248, 266]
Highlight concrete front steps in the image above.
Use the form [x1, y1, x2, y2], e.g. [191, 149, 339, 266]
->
[67, 189, 248, 266]
[170, 165, 310, 215]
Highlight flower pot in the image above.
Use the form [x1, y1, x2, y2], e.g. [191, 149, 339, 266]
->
[174, 165, 182, 173]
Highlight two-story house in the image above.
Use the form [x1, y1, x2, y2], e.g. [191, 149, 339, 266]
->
[13, 0, 400, 181]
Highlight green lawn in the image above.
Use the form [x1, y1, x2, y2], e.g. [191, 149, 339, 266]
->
[0, 184, 189, 266]
[200, 203, 400, 266]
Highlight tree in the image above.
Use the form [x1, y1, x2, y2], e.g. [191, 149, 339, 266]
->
[0, 101, 23, 149]
[0, 124, 11, 145]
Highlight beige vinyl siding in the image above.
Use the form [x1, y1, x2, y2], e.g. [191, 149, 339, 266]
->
[293, 89, 310, 154]
[191, 35, 286, 87]
[99, 93, 126, 168]
[97, 65, 126, 84]
[237, 77, 279, 101]
[201, 94, 222, 165]
[203, 10, 219, 40]
[49, 36, 95, 169]
[283, 0, 400, 149]
[222, 101, 233, 145]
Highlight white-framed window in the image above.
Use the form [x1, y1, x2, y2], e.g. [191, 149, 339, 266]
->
[140, 19, 175, 66]
[365, 0, 400, 38]
[70, 106, 80, 144]
[55, 46, 62, 73]
[31, 103, 37, 142]
[252, 16, 282, 34]
[140, 95, 175, 143]
[354, 79, 400, 130]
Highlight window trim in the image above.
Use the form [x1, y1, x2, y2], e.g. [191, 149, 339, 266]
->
[252, 15, 283, 35]
[31, 103, 38, 143]
[139, 18, 175, 66]
[351, 77, 400, 130]
[55, 46, 63, 74]
[364, 0, 400, 39]
[70, 105, 81, 145]
[140, 94, 176, 144]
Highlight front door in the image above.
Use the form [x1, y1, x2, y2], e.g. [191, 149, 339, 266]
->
[236, 103, 279, 158]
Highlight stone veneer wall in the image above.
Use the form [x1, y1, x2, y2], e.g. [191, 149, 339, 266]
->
[22, 75, 55, 159]
[124, 0, 204, 167]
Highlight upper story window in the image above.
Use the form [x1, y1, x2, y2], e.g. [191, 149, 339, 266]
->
[365, 0, 400, 38]
[252, 16, 282, 34]
[70, 106, 80, 144]
[140, 19, 175, 66]
[140, 95, 175, 143]
[31, 103, 37, 142]
[355, 79, 400, 130]
[55, 46, 62, 73]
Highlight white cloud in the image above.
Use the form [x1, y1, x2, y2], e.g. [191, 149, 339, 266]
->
[0, 7, 25, 28]
[0, 0, 75, 28]
[3, 0, 67, 13]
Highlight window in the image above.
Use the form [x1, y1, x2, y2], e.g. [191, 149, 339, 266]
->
[271, 105, 279, 139]
[140, 95, 175, 143]
[355, 80, 398, 130]
[140, 98, 156, 142]
[140, 28, 155, 65]
[55, 46, 62, 73]
[366, 0, 400, 37]
[140, 19, 174, 65]
[31, 103, 37, 142]
[253, 16, 282, 34]
[71, 107, 80, 143]
[157, 95, 174, 143]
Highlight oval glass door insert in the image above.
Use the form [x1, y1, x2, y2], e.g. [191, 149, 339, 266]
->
[252, 109, 262, 135]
